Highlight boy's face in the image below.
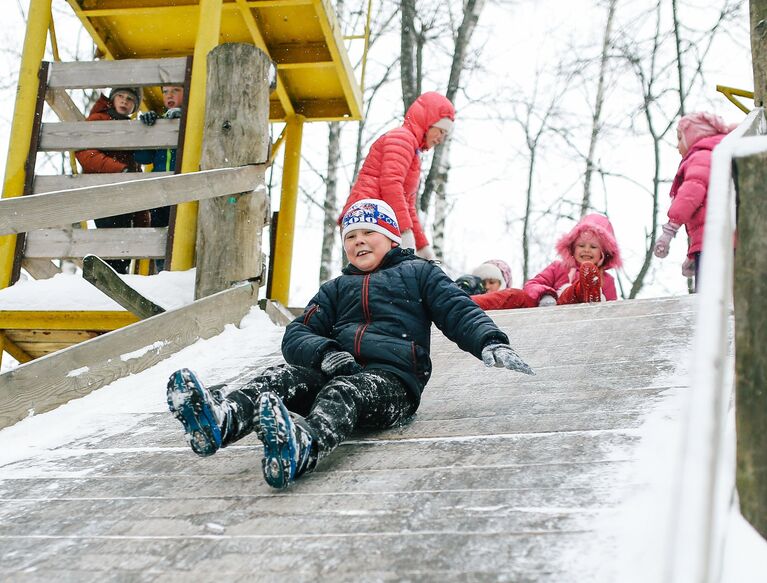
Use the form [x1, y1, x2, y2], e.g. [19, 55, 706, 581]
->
[162, 86, 184, 110]
[573, 231, 604, 266]
[343, 229, 396, 272]
[112, 91, 137, 115]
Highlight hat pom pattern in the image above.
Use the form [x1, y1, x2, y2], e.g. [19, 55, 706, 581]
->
[341, 198, 402, 244]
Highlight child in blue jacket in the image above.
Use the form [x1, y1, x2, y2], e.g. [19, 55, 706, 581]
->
[167, 199, 533, 489]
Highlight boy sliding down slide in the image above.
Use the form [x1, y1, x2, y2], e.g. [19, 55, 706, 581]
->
[167, 198, 533, 489]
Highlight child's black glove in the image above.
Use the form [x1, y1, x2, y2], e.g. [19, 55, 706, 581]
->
[481, 343, 534, 375]
[140, 110, 159, 126]
[321, 351, 362, 377]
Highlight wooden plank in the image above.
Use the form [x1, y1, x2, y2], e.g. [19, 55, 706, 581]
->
[24, 228, 167, 259]
[33, 172, 173, 194]
[5, 329, 100, 343]
[0, 311, 138, 330]
[82, 254, 166, 319]
[16, 342, 87, 357]
[20, 257, 61, 279]
[44, 88, 85, 122]
[196, 43, 271, 298]
[0, 283, 259, 429]
[39, 119, 179, 151]
[47, 58, 188, 89]
[264, 299, 296, 326]
[0, 165, 266, 235]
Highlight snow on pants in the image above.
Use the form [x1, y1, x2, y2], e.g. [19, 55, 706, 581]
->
[216, 364, 418, 460]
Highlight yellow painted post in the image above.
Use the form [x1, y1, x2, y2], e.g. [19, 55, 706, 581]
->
[169, 0, 223, 271]
[0, 0, 52, 289]
[270, 115, 305, 305]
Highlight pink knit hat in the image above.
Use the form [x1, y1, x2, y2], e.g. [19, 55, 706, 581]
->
[678, 112, 737, 151]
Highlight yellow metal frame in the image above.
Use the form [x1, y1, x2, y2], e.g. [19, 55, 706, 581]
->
[1, 311, 140, 330]
[716, 85, 754, 114]
[0, 0, 52, 289]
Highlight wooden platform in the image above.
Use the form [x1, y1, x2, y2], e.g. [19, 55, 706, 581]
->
[0, 296, 705, 580]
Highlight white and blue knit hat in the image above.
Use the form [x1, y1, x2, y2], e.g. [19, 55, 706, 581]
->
[341, 199, 402, 244]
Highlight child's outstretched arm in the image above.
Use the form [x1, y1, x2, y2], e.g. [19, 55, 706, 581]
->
[418, 263, 533, 374]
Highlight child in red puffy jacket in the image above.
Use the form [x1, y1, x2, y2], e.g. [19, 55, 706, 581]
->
[339, 91, 455, 261]
[653, 112, 737, 287]
[524, 213, 622, 306]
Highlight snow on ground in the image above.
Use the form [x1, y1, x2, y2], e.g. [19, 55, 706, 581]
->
[0, 269, 196, 311]
[0, 306, 283, 468]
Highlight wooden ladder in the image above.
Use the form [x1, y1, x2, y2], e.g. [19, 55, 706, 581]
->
[13, 56, 193, 282]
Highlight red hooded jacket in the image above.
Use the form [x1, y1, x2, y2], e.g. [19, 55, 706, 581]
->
[340, 92, 455, 250]
[75, 95, 142, 174]
[666, 133, 725, 258]
[524, 214, 622, 303]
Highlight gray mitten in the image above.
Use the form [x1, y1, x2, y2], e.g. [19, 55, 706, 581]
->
[321, 350, 362, 377]
[166, 107, 183, 119]
[481, 343, 534, 375]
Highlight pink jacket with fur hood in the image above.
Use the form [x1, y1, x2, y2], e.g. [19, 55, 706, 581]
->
[524, 214, 622, 303]
[340, 92, 455, 250]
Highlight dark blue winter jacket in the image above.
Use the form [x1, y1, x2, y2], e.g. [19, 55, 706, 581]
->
[282, 248, 510, 403]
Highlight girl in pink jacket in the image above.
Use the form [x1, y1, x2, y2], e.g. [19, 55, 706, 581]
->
[524, 214, 622, 306]
[340, 92, 455, 260]
[653, 112, 737, 286]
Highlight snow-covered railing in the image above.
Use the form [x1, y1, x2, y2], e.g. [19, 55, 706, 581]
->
[663, 108, 767, 583]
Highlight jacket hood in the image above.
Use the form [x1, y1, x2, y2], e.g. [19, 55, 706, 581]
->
[403, 92, 455, 149]
[556, 213, 622, 270]
[92, 93, 132, 120]
[682, 133, 726, 160]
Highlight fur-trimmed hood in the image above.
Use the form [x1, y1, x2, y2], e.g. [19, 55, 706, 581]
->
[555, 213, 622, 270]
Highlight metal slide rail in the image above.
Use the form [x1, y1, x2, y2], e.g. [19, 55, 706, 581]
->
[664, 108, 767, 583]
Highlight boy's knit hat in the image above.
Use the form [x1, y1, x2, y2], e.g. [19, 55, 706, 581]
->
[109, 87, 143, 114]
[678, 112, 737, 150]
[341, 198, 402, 244]
[472, 259, 512, 289]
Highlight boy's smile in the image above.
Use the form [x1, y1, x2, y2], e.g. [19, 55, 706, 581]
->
[344, 230, 396, 272]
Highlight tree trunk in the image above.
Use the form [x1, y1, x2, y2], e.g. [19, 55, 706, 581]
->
[320, 121, 342, 283]
[419, 0, 485, 214]
[752, 0, 767, 106]
[671, 0, 686, 114]
[400, 0, 418, 113]
[581, 0, 616, 217]
[431, 138, 451, 260]
[733, 150, 767, 539]
[522, 149, 536, 282]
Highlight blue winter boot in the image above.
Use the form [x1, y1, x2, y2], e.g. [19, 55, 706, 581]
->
[167, 368, 226, 457]
[257, 392, 317, 489]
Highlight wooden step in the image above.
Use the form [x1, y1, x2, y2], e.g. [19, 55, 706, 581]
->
[46, 57, 187, 89]
[39, 119, 179, 151]
[33, 172, 173, 194]
[24, 227, 167, 260]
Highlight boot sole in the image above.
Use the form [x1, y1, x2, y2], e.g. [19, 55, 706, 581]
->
[167, 368, 222, 457]
[258, 392, 298, 489]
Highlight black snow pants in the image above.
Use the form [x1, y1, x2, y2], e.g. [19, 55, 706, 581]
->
[215, 364, 418, 460]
